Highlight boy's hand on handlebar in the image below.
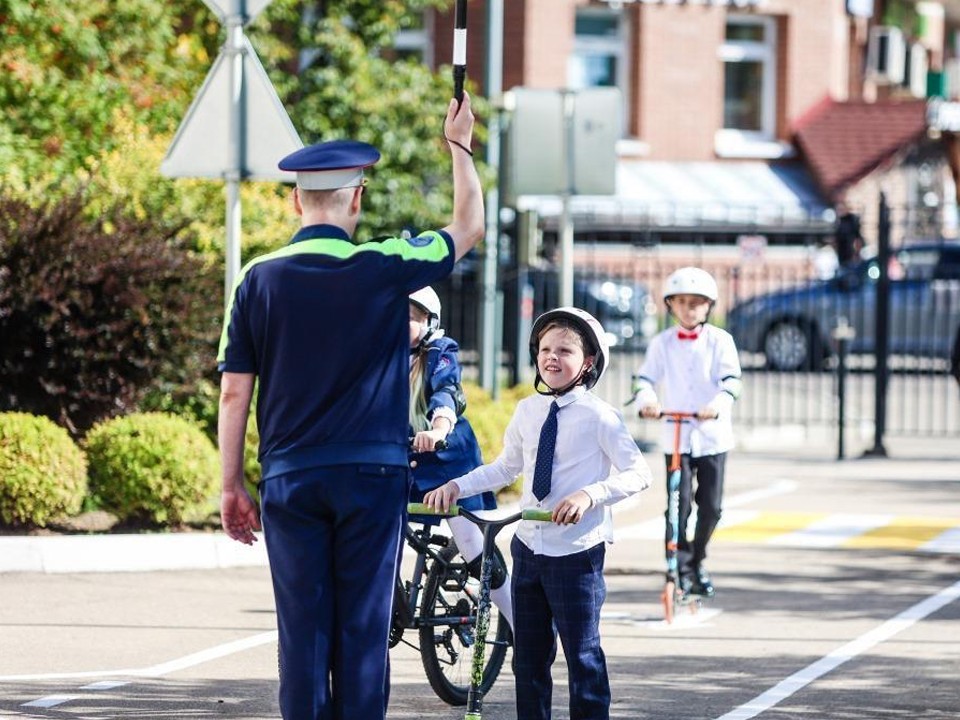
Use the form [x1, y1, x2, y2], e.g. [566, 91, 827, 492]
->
[552, 490, 592, 525]
[640, 403, 662, 419]
[696, 406, 719, 420]
[412, 429, 448, 453]
[423, 481, 461, 514]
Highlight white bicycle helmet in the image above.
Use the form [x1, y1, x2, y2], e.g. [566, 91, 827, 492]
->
[410, 286, 442, 352]
[529, 307, 610, 392]
[663, 267, 719, 302]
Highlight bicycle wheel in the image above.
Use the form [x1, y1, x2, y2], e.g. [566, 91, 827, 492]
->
[418, 544, 511, 706]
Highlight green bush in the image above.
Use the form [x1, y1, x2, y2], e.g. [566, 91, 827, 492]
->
[0, 192, 221, 437]
[0, 412, 87, 527]
[84, 412, 219, 526]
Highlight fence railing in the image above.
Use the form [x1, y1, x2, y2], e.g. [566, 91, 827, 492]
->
[433, 195, 960, 448]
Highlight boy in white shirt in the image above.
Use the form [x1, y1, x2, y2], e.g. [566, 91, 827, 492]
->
[631, 267, 742, 598]
[424, 307, 651, 720]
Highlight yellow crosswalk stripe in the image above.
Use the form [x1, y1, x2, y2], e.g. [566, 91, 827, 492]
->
[842, 517, 958, 551]
[713, 512, 824, 543]
[712, 512, 960, 552]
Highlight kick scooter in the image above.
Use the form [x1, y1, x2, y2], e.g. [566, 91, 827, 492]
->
[407, 502, 553, 720]
[657, 411, 700, 623]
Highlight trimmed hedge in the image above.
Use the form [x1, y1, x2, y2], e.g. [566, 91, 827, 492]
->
[0, 412, 87, 527]
[84, 412, 219, 525]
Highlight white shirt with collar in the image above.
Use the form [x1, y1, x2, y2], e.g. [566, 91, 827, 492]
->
[453, 385, 652, 557]
[634, 324, 742, 456]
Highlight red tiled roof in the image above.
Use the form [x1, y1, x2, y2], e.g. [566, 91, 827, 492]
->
[793, 98, 928, 201]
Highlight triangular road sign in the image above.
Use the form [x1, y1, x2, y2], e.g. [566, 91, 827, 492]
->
[202, 0, 272, 24]
[161, 35, 302, 182]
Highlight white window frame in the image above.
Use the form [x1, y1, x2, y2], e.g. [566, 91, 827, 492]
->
[716, 15, 791, 159]
[568, 7, 630, 131]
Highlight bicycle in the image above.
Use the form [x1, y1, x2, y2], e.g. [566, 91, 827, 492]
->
[390, 438, 512, 705]
[407, 502, 553, 720]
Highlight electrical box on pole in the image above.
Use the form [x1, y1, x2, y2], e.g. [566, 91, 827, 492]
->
[503, 87, 620, 306]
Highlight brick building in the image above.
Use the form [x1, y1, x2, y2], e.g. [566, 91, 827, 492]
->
[403, 0, 960, 248]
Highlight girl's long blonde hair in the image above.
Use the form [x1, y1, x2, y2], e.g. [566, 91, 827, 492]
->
[409, 351, 431, 433]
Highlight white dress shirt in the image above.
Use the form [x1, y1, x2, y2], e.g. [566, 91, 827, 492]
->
[634, 324, 742, 456]
[454, 386, 652, 557]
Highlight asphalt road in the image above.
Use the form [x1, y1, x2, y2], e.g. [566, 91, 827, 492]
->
[1, 450, 959, 719]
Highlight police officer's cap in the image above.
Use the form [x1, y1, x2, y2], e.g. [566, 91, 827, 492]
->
[279, 140, 380, 191]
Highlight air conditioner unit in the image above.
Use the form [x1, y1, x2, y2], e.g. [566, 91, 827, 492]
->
[867, 26, 906, 85]
[903, 43, 929, 98]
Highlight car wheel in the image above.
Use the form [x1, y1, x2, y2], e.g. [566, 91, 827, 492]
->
[763, 320, 817, 371]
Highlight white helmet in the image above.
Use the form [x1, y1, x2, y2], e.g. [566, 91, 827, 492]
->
[410, 286, 442, 352]
[529, 307, 609, 391]
[409, 286, 442, 323]
[663, 267, 718, 302]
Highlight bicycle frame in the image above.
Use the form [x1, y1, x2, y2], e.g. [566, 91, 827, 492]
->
[393, 520, 464, 634]
[408, 502, 552, 720]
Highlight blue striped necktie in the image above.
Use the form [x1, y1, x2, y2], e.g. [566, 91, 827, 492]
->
[532, 401, 560, 501]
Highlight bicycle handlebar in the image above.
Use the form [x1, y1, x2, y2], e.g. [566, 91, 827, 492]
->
[408, 437, 449, 452]
[407, 502, 553, 523]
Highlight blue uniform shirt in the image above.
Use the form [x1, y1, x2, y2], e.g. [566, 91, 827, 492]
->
[218, 223, 455, 479]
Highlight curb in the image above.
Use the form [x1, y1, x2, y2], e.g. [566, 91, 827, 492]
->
[0, 532, 268, 574]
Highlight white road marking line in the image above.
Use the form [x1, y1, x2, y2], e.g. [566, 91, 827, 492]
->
[724, 480, 799, 509]
[615, 478, 797, 541]
[21, 694, 78, 708]
[919, 526, 960, 554]
[601, 607, 723, 630]
[766, 513, 894, 548]
[713, 579, 960, 720]
[80, 680, 130, 690]
[0, 630, 278, 682]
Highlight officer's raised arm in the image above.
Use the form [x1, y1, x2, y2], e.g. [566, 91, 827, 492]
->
[441, 91, 484, 260]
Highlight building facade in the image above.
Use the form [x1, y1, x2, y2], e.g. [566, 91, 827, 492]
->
[408, 0, 960, 246]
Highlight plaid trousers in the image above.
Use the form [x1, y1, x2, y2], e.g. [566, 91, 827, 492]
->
[510, 536, 610, 720]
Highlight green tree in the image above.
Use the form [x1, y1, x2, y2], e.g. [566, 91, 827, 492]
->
[0, 0, 219, 181]
[250, 0, 489, 236]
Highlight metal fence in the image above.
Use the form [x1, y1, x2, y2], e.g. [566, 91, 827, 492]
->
[434, 196, 960, 449]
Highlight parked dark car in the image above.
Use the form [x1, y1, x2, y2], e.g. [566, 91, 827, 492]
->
[727, 242, 960, 371]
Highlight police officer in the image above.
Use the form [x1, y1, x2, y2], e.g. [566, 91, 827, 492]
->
[217, 93, 483, 719]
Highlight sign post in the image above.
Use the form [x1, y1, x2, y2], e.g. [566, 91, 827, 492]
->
[161, 0, 302, 304]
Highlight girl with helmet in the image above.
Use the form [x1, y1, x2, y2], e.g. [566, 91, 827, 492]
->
[407, 287, 512, 630]
[631, 267, 743, 599]
[424, 306, 651, 720]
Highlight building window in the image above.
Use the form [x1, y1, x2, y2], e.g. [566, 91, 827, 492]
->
[717, 15, 785, 158]
[389, 12, 434, 66]
[569, 9, 626, 91]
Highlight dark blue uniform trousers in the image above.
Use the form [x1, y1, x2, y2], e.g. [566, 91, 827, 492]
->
[665, 451, 726, 579]
[510, 536, 610, 720]
[259, 464, 408, 720]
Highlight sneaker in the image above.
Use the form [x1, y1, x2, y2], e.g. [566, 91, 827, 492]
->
[691, 566, 715, 598]
[678, 573, 694, 595]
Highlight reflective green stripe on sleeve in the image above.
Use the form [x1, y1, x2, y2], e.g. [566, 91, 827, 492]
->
[217, 233, 450, 364]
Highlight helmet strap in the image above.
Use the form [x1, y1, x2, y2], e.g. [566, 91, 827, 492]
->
[532, 359, 593, 397]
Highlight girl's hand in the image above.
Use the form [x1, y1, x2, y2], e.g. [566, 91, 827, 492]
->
[413, 429, 448, 453]
[553, 490, 592, 525]
[696, 406, 719, 420]
[423, 481, 461, 514]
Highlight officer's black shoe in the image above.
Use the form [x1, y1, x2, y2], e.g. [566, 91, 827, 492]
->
[691, 566, 715, 598]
